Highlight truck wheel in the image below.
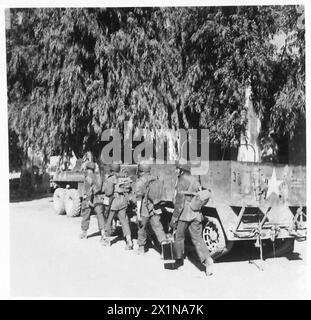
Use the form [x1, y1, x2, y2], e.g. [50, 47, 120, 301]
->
[65, 189, 81, 217]
[202, 216, 233, 259]
[53, 188, 66, 215]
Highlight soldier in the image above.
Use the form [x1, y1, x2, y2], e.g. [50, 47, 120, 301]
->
[81, 151, 99, 172]
[169, 161, 214, 276]
[102, 163, 133, 250]
[79, 161, 106, 243]
[135, 162, 167, 255]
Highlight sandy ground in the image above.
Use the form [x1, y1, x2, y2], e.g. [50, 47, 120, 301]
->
[10, 196, 308, 299]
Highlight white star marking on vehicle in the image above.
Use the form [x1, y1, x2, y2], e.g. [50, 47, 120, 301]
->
[266, 168, 283, 199]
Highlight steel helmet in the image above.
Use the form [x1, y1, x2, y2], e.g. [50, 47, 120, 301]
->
[175, 160, 191, 173]
[86, 161, 96, 171]
[137, 162, 152, 173]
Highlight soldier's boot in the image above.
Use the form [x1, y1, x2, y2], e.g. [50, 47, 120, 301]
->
[100, 236, 111, 247]
[204, 257, 214, 276]
[99, 230, 109, 246]
[136, 246, 145, 255]
[125, 236, 133, 250]
[125, 242, 134, 250]
[79, 231, 87, 239]
[174, 258, 184, 270]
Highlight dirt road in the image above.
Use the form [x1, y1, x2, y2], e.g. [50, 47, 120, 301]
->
[10, 196, 308, 299]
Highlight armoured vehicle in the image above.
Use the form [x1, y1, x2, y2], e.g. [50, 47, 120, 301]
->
[52, 159, 306, 259]
[150, 161, 306, 259]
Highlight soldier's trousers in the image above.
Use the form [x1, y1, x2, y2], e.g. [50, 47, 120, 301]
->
[173, 219, 211, 264]
[81, 204, 105, 232]
[105, 207, 131, 238]
[137, 214, 166, 247]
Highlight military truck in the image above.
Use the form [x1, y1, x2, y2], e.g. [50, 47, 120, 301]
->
[52, 161, 135, 217]
[100, 160, 306, 259]
[52, 157, 99, 217]
[52, 158, 306, 259]
[149, 161, 306, 259]
[52, 169, 85, 217]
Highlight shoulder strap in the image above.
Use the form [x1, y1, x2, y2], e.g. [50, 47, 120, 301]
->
[143, 175, 158, 204]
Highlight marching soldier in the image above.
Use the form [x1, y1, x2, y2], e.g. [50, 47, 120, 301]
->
[169, 161, 214, 276]
[135, 162, 167, 255]
[102, 163, 133, 250]
[79, 162, 106, 243]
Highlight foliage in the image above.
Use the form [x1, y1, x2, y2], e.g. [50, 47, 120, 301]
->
[8, 129, 23, 171]
[6, 6, 305, 162]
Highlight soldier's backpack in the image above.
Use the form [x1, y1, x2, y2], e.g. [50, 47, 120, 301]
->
[147, 178, 165, 205]
[180, 174, 212, 211]
[115, 177, 132, 194]
[136, 175, 165, 205]
[102, 177, 115, 197]
[99, 179, 111, 205]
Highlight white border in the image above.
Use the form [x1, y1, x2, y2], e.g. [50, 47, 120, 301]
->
[0, 0, 309, 300]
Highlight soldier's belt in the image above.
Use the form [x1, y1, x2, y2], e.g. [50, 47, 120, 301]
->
[114, 192, 128, 197]
[102, 195, 110, 206]
[94, 193, 104, 199]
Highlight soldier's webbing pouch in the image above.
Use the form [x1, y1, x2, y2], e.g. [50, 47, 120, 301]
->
[161, 234, 176, 261]
[190, 189, 212, 211]
[115, 177, 132, 194]
[102, 195, 110, 206]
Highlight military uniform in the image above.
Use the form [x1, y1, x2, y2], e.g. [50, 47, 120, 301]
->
[135, 164, 166, 253]
[102, 164, 133, 249]
[80, 162, 105, 239]
[170, 162, 213, 275]
[81, 151, 99, 172]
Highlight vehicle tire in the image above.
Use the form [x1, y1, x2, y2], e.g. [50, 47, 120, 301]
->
[263, 238, 295, 258]
[65, 189, 81, 217]
[202, 216, 233, 259]
[53, 188, 66, 215]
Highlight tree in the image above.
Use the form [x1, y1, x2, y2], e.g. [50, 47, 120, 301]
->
[8, 129, 23, 171]
[6, 6, 305, 163]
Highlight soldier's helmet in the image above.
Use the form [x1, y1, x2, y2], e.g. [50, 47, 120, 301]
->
[175, 160, 191, 173]
[137, 162, 152, 173]
[110, 163, 121, 173]
[86, 161, 96, 171]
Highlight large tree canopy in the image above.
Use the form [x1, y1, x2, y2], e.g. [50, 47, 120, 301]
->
[6, 6, 305, 163]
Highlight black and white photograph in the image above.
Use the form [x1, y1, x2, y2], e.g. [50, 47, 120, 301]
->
[0, 0, 309, 301]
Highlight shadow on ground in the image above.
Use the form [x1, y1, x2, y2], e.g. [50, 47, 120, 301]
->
[10, 192, 53, 203]
[87, 218, 303, 271]
[14, 199, 303, 273]
[184, 239, 303, 272]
